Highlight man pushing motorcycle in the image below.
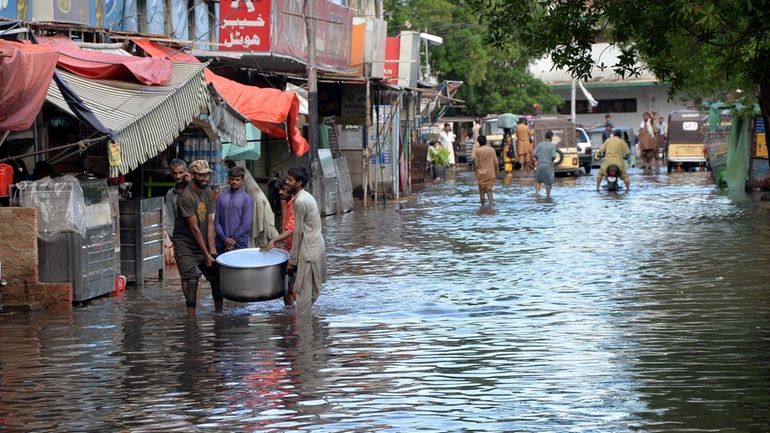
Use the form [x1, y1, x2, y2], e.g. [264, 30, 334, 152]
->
[595, 129, 631, 191]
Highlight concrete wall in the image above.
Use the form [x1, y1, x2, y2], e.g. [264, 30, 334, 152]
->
[341, 149, 365, 197]
[0, 208, 72, 311]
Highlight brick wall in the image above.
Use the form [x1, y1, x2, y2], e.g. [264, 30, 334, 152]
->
[0, 208, 72, 311]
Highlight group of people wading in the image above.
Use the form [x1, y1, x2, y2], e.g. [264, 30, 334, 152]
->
[500, 117, 535, 175]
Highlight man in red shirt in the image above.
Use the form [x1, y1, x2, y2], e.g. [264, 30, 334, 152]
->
[267, 177, 296, 305]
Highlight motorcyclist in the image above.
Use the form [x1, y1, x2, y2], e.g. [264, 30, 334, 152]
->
[595, 129, 631, 191]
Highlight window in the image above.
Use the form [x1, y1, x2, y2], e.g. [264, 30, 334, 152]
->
[560, 98, 637, 114]
[188, 0, 217, 49]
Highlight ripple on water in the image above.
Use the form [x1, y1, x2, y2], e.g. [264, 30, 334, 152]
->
[1, 169, 770, 432]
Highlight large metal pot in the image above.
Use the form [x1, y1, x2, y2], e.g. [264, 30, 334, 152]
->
[216, 248, 289, 302]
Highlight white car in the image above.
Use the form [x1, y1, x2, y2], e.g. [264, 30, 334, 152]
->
[576, 127, 593, 174]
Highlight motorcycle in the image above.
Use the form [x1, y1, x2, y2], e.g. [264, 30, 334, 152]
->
[604, 164, 623, 191]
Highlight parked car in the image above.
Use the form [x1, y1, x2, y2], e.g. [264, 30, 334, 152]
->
[576, 127, 592, 174]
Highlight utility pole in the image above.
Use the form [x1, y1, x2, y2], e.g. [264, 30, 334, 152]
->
[305, 0, 322, 201]
[570, 78, 576, 124]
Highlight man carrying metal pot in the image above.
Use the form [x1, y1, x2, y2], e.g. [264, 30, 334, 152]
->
[172, 160, 223, 317]
[284, 167, 326, 313]
[267, 177, 297, 306]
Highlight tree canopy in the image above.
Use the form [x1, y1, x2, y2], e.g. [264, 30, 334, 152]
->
[384, 0, 562, 116]
[468, 0, 770, 128]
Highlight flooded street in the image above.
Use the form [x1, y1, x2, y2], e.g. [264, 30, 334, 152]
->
[2, 168, 770, 432]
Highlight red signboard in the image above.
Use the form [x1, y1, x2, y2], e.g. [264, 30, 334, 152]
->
[218, 0, 271, 51]
[272, 0, 352, 71]
[383, 37, 400, 84]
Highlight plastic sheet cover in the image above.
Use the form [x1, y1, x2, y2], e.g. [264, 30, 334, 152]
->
[726, 115, 750, 191]
[17, 176, 87, 239]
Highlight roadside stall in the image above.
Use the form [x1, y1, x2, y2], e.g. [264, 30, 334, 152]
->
[17, 176, 117, 302]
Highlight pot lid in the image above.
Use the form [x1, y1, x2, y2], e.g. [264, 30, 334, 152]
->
[216, 248, 289, 268]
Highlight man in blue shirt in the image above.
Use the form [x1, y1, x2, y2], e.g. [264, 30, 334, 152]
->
[215, 166, 254, 254]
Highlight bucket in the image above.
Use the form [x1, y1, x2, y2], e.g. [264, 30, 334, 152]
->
[112, 275, 127, 296]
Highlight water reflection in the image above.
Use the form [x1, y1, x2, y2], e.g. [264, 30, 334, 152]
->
[1, 169, 770, 431]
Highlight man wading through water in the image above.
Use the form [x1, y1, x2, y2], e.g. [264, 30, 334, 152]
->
[163, 159, 190, 292]
[284, 167, 326, 313]
[172, 160, 223, 317]
[474, 135, 498, 206]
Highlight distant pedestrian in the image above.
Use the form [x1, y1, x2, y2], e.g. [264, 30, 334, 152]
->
[470, 118, 482, 169]
[439, 123, 456, 166]
[601, 122, 614, 142]
[533, 130, 557, 198]
[474, 135, 498, 206]
[172, 160, 222, 317]
[285, 167, 326, 313]
[516, 117, 533, 170]
[502, 129, 515, 177]
[657, 115, 667, 153]
[638, 111, 658, 173]
[215, 166, 253, 254]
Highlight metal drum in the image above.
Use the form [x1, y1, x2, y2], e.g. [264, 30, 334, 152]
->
[216, 248, 289, 302]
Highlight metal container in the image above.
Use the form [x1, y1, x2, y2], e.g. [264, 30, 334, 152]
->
[119, 197, 163, 288]
[216, 248, 289, 302]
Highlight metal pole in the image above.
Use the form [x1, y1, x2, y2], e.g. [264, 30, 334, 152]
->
[364, 79, 371, 208]
[305, 0, 322, 201]
[571, 78, 576, 124]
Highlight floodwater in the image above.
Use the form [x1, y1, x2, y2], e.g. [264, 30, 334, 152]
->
[2, 168, 770, 432]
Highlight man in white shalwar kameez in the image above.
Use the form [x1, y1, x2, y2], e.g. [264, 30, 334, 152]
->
[285, 167, 326, 313]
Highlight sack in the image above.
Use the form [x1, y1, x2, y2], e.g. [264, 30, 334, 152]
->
[506, 144, 516, 159]
[108, 141, 122, 167]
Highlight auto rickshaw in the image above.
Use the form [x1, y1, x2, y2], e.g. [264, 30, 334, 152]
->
[533, 117, 580, 176]
[666, 110, 708, 172]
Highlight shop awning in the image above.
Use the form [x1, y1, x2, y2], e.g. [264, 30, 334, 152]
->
[72, 40, 246, 146]
[132, 38, 309, 157]
[0, 40, 59, 131]
[45, 62, 209, 175]
[39, 36, 171, 85]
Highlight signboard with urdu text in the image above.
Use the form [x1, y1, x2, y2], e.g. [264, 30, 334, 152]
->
[218, 0, 270, 51]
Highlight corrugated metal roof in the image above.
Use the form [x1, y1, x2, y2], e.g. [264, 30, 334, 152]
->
[76, 41, 133, 56]
[46, 62, 209, 175]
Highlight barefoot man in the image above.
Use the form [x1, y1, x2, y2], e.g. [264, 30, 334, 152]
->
[474, 135, 498, 206]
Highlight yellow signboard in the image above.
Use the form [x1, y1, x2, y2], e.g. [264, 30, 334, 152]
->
[757, 133, 767, 158]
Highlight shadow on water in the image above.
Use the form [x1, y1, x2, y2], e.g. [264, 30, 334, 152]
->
[2, 167, 770, 431]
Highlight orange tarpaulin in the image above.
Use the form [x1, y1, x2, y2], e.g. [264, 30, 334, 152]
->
[0, 40, 59, 131]
[131, 38, 309, 157]
[39, 36, 171, 85]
